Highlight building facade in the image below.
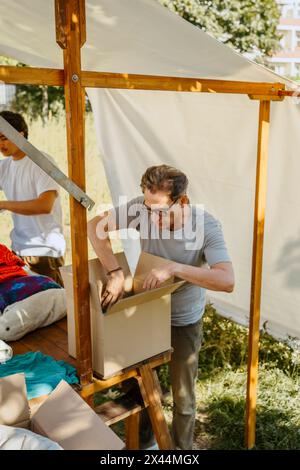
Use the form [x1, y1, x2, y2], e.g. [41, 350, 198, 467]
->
[269, 0, 300, 78]
[0, 84, 16, 109]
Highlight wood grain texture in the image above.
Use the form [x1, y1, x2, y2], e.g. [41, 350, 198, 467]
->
[245, 100, 271, 449]
[56, 0, 93, 385]
[0, 65, 286, 98]
[139, 363, 173, 450]
[8, 319, 76, 366]
[0, 66, 64, 85]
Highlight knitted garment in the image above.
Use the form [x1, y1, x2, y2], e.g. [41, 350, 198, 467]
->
[0, 244, 27, 283]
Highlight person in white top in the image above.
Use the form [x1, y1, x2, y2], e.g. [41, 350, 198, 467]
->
[0, 111, 66, 286]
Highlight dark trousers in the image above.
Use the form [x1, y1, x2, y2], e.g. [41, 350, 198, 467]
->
[140, 319, 203, 450]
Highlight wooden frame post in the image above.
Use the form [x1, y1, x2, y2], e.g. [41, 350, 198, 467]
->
[55, 0, 93, 386]
[245, 100, 271, 449]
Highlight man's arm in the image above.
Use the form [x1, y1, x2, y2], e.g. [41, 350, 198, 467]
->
[87, 212, 120, 272]
[87, 212, 125, 309]
[0, 190, 57, 215]
[88, 197, 141, 273]
[171, 215, 235, 292]
[173, 261, 234, 292]
[142, 261, 234, 292]
[143, 215, 234, 292]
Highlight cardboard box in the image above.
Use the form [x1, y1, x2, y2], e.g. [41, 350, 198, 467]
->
[0, 373, 124, 450]
[61, 252, 184, 378]
[0, 373, 30, 429]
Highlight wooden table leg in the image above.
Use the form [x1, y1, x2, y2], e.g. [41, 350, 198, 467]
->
[125, 413, 140, 450]
[138, 363, 173, 450]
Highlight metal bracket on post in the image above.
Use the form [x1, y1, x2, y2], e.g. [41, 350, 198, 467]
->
[0, 116, 95, 210]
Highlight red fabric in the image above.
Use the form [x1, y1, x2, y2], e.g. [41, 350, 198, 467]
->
[0, 244, 28, 282]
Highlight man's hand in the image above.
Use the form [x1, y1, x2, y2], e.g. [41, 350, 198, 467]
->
[101, 270, 125, 310]
[142, 263, 176, 290]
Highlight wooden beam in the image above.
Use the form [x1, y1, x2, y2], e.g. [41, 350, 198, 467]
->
[80, 350, 172, 398]
[0, 65, 286, 97]
[55, 0, 86, 48]
[95, 396, 143, 427]
[55, 0, 93, 386]
[55, 0, 67, 49]
[0, 66, 64, 86]
[248, 94, 284, 102]
[125, 413, 140, 450]
[78, 0, 86, 47]
[82, 71, 285, 96]
[81, 370, 139, 398]
[139, 363, 173, 450]
[245, 100, 271, 449]
[278, 89, 300, 97]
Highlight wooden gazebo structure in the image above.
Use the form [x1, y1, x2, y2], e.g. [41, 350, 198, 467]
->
[0, 0, 296, 450]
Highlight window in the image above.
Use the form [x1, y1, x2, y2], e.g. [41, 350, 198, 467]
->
[295, 3, 300, 19]
[280, 35, 286, 49]
[0, 85, 5, 106]
[0, 84, 16, 107]
[282, 6, 294, 19]
[295, 63, 300, 77]
[296, 31, 300, 47]
[275, 64, 287, 76]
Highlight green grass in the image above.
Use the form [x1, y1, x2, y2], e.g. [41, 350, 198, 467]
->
[160, 304, 300, 449]
[195, 366, 300, 449]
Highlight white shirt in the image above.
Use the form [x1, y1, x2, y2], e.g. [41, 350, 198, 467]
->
[0, 154, 66, 257]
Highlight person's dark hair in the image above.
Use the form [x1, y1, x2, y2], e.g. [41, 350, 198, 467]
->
[140, 164, 189, 201]
[0, 111, 28, 139]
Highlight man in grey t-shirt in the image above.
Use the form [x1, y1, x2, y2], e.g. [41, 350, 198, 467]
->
[88, 164, 234, 450]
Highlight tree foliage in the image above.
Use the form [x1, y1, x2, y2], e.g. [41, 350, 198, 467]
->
[11, 82, 65, 123]
[0, 56, 92, 123]
[159, 0, 282, 57]
[0, 57, 65, 122]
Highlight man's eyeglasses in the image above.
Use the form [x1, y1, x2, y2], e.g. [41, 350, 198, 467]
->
[142, 199, 177, 216]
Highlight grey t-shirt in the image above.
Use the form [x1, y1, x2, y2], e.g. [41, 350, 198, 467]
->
[114, 196, 231, 326]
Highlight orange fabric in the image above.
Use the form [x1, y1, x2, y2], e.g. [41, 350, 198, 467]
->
[0, 244, 28, 282]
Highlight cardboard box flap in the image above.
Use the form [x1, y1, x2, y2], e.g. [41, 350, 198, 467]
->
[60, 252, 132, 284]
[0, 373, 30, 426]
[106, 279, 185, 314]
[134, 251, 175, 280]
[31, 380, 124, 450]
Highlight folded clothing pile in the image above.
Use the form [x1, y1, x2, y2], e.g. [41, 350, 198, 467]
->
[0, 243, 28, 282]
[0, 244, 66, 341]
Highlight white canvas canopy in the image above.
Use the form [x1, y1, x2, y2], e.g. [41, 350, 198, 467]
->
[0, 0, 300, 340]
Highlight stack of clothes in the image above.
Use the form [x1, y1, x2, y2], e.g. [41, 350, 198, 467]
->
[0, 245, 28, 282]
[0, 244, 66, 341]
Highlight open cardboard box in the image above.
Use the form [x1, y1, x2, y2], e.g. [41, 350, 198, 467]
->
[0, 373, 124, 450]
[61, 252, 185, 378]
